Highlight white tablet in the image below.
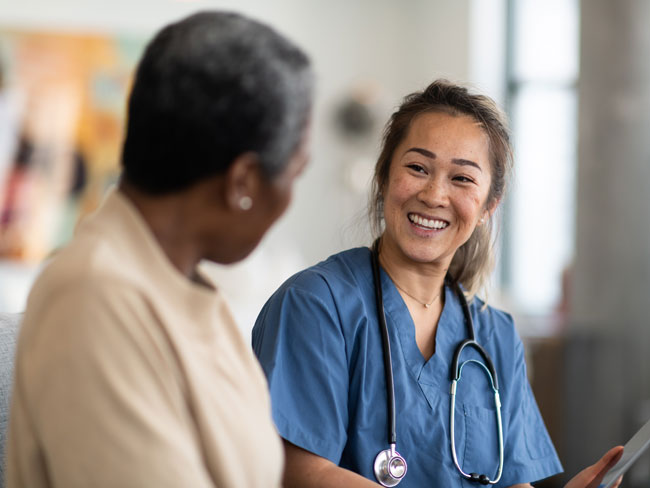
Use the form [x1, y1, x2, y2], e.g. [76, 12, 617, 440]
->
[600, 417, 650, 488]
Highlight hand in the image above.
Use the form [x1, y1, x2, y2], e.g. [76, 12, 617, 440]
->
[564, 446, 624, 488]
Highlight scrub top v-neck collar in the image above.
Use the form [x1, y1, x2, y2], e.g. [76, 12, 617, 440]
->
[377, 265, 465, 392]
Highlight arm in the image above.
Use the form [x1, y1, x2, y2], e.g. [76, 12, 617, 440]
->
[254, 284, 354, 476]
[283, 440, 379, 488]
[505, 446, 624, 488]
[282, 445, 624, 488]
[283, 445, 624, 488]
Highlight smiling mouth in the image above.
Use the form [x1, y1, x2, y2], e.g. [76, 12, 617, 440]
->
[408, 213, 449, 230]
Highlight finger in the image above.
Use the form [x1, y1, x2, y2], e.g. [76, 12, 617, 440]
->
[609, 475, 623, 488]
[588, 446, 624, 487]
[600, 446, 624, 472]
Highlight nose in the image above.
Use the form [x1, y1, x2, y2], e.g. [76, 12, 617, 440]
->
[417, 177, 449, 207]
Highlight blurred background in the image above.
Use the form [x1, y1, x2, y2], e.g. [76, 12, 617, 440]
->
[1, 0, 649, 485]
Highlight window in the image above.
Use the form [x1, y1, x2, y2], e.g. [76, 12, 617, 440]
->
[504, 0, 580, 317]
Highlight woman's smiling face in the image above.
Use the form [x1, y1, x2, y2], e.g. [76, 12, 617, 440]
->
[381, 110, 494, 269]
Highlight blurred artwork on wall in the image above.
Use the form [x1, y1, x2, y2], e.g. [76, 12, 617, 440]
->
[0, 28, 143, 262]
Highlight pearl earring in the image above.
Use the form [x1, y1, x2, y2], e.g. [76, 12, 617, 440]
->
[239, 196, 253, 211]
[479, 217, 485, 225]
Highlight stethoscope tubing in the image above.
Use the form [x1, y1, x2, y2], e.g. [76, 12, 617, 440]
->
[370, 239, 504, 485]
[449, 355, 504, 484]
[371, 239, 397, 446]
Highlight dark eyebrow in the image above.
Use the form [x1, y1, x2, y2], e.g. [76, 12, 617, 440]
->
[404, 147, 482, 172]
[452, 158, 482, 172]
[405, 147, 435, 159]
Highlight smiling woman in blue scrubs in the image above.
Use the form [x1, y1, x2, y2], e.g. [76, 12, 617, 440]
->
[253, 80, 622, 488]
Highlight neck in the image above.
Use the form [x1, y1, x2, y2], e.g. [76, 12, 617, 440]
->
[377, 236, 448, 308]
[119, 182, 205, 279]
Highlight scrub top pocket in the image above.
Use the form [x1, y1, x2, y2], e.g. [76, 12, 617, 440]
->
[460, 403, 501, 482]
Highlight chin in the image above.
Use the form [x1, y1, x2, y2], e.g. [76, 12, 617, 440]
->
[400, 243, 452, 266]
[208, 243, 258, 265]
[406, 252, 440, 265]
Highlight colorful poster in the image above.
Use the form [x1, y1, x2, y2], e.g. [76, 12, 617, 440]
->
[0, 29, 143, 261]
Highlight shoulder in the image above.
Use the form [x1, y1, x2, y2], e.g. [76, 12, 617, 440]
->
[469, 296, 515, 329]
[28, 193, 163, 311]
[27, 237, 143, 320]
[20, 233, 160, 359]
[467, 295, 521, 350]
[274, 247, 372, 301]
[30, 191, 163, 304]
[21, 273, 147, 354]
[253, 247, 373, 347]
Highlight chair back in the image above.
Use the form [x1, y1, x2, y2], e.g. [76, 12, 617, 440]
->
[0, 313, 21, 488]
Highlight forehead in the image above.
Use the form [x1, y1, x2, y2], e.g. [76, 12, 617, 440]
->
[397, 111, 490, 161]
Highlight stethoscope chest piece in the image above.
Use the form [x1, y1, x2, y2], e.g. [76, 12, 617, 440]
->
[374, 444, 407, 487]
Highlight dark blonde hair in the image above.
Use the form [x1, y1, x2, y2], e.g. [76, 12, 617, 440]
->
[369, 79, 513, 298]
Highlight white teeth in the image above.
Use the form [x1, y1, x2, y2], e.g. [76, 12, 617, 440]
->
[409, 214, 447, 230]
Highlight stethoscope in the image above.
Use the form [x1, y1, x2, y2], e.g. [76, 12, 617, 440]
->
[370, 240, 504, 486]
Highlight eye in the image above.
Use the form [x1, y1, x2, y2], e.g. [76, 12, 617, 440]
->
[406, 163, 427, 174]
[453, 175, 476, 184]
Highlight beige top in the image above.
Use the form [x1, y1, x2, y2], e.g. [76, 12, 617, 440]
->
[7, 189, 283, 488]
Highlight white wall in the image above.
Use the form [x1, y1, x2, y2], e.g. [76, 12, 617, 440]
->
[0, 0, 472, 333]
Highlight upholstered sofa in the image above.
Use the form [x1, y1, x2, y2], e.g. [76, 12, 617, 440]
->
[0, 313, 21, 488]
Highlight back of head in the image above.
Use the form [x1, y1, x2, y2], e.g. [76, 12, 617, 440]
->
[122, 11, 313, 194]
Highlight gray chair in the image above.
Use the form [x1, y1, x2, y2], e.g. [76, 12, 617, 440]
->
[0, 313, 21, 488]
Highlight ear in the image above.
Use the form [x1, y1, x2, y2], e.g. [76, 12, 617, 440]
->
[223, 152, 262, 212]
[478, 198, 501, 226]
[486, 197, 500, 218]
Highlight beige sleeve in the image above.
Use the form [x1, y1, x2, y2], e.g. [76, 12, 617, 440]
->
[9, 280, 215, 488]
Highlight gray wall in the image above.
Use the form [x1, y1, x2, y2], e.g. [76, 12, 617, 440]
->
[564, 1, 650, 485]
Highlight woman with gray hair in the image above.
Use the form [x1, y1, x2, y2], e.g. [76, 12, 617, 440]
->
[7, 11, 312, 487]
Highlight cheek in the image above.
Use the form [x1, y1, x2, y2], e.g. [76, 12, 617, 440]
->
[385, 175, 417, 207]
[276, 191, 292, 217]
[448, 182, 475, 206]
[458, 191, 487, 223]
[269, 181, 294, 220]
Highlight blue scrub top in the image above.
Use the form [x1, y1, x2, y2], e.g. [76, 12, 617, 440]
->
[253, 247, 562, 487]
